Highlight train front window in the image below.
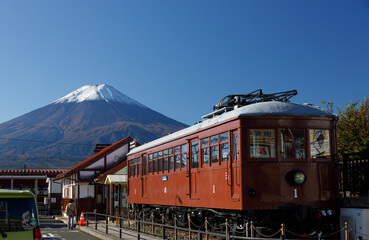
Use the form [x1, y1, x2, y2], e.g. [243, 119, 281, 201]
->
[250, 129, 276, 158]
[310, 129, 331, 158]
[281, 129, 305, 159]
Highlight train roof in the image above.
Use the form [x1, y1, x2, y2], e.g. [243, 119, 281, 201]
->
[128, 101, 335, 155]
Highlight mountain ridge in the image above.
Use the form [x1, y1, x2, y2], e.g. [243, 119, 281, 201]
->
[0, 85, 187, 169]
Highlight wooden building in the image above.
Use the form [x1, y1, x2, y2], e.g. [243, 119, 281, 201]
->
[54, 137, 136, 217]
[94, 160, 128, 217]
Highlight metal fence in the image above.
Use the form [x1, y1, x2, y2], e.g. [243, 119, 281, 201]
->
[339, 152, 369, 197]
[83, 211, 352, 240]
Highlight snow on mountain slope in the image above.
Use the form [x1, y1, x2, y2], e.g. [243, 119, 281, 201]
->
[54, 84, 146, 107]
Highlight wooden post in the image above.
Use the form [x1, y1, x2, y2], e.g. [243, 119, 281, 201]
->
[161, 214, 166, 239]
[174, 215, 177, 240]
[135, 211, 138, 231]
[119, 214, 122, 239]
[205, 217, 208, 240]
[105, 215, 108, 234]
[86, 212, 89, 227]
[151, 212, 154, 234]
[226, 219, 229, 240]
[137, 214, 141, 240]
[345, 221, 349, 240]
[142, 213, 145, 233]
[281, 224, 285, 240]
[128, 211, 130, 229]
[188, 213, 191, 240]
[250, 221, 254, 238]
[94, 210, 97, 230]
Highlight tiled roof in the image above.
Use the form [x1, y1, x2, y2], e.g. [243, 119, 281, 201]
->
[55, 136, 132, 180]
[0, 169, 65, 177]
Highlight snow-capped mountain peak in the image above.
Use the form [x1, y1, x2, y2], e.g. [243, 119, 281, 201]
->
[53, 84, 145, 107]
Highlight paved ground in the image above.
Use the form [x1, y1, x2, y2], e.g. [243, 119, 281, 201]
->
[53, 215, 161, 240]
[40, 216, 100, 240]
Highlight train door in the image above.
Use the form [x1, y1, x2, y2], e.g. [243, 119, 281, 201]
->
[141, 154, 148, 199]
[231, 130, 240, 201]
[189, 139, 200, 199]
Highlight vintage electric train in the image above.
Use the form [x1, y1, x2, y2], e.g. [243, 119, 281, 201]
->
[127, 90, 338, 235]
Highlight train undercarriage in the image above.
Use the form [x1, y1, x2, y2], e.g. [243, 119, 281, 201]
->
[132, 204, 339, 238]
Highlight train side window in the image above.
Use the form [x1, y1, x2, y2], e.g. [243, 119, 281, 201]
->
[220, 132, 228, 142]
[130, 159, 135, 177]
[164, 150, 168, 171]
[250, 129, 276, 158]
[148, 154, 153, 173]
[202, 137, 210, 165]
[158, 151, 163, 172]
[310, 129, 331, 158]
[211, 134, 219, 163]
[221, 143, 229, 162]
[281, 129, 305, 159]
[211, 135, 218, 145]
[191, 141, 199, 168]
[181, 144, 187, 168]
[130, 158, 139, 177]
[143, 155, 147, 176]
[212, 145, 219, 163]
[137, 157, 141, 175]
[220, 132, 229, 162]
[233, 132, 239, 160]
[153, 153, 158, 173]
[169, 148, 174, 170]
[175, 146, 181, 170]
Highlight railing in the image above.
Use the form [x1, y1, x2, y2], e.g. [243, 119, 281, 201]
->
[83, 211, 361, 240]
[339, 152, 369, 197]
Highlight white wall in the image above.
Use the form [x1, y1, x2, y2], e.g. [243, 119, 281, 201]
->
[79, 183, 95, 198]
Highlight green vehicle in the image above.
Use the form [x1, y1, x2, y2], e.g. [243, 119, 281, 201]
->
[0, 190, 42, 240]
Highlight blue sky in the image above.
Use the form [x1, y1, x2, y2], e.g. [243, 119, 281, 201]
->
[0, 0, 368, 125]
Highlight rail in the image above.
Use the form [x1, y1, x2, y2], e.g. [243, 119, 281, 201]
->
[83, 211, 360, 240]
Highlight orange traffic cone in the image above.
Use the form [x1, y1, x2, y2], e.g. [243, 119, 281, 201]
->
[79, 212, 85, 226]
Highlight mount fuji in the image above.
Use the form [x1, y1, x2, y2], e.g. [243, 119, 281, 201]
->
[0, 84, 187, 169]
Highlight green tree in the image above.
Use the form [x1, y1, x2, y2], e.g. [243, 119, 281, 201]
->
[336, 95, 369, 155]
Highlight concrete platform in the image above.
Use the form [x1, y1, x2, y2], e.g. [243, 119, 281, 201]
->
[54, 215, 161, 240]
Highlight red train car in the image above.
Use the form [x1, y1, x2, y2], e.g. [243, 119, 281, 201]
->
[127, 90, 338, 235]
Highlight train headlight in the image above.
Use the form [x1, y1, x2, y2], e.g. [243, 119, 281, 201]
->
[293, 171, 306, 185]
[286, 170, 306, 186]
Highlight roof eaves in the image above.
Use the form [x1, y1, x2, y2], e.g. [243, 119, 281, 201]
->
[54, 136, 132, 180]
